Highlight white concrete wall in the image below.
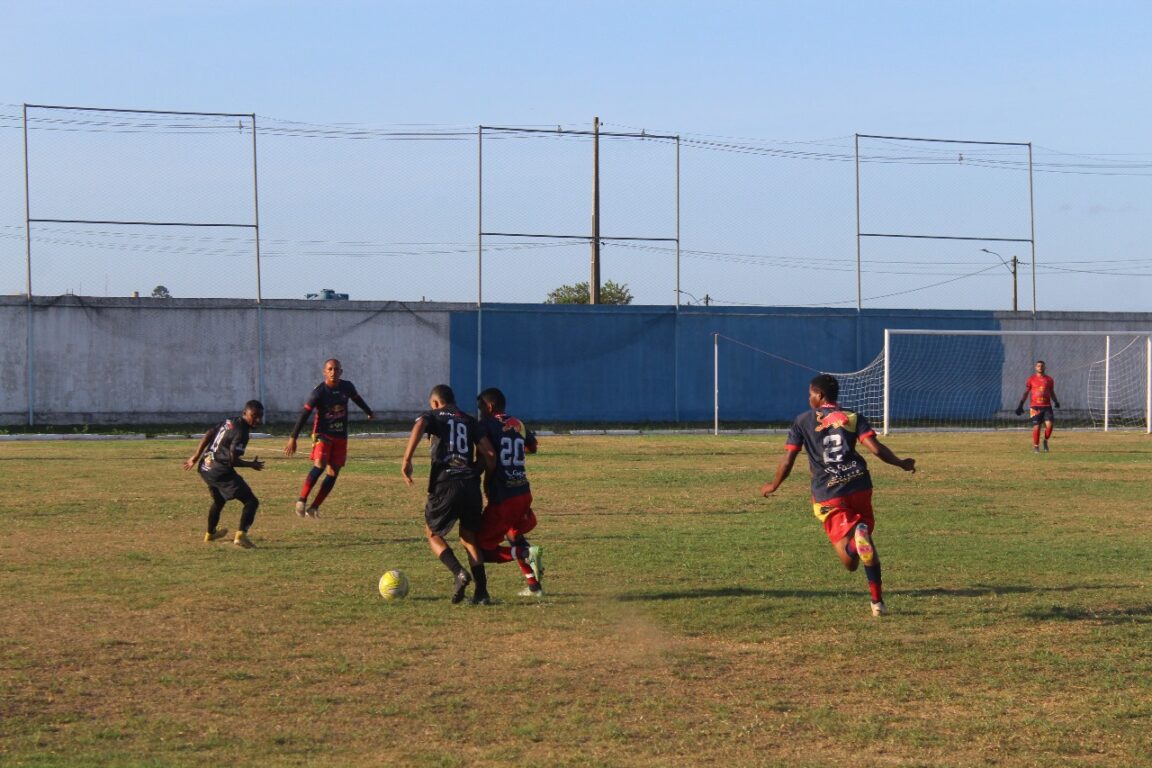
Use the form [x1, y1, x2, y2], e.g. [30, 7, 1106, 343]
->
[0, 296, 461, 425]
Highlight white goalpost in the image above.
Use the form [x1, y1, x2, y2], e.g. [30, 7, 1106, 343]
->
[831, 329, 1152, 435]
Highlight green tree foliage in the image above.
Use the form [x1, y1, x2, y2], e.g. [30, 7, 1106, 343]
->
[151, 285, 172, 298]
[545, 280, 633, 305]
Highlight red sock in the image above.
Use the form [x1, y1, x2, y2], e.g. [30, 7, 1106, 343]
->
[1032, 425, 1041, 446]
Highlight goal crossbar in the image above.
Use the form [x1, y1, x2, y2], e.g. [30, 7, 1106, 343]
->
[877, 329, 1152, 434]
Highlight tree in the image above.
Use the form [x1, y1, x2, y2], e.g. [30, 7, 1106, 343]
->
[544, 280, 633, 305]
[151, 285, 172, 299]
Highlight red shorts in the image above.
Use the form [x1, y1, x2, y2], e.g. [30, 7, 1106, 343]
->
[811, 488, 874, 544]
[478, 493, 536, 549]
[309, 435, 348, 469]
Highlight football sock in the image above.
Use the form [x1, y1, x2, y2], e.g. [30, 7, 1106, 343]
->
[864, 561, 882, 603]
[438, 547, 465, 576]
[300, 466, 324, 501]
[1032, 425, 1041, 446]
[517, 557, 539, 587]
[239, 498, 259, 532]
[844, 537, 860, 566]
[470, 564, 488, 595]
[1044, 424, 1053, 440]
[207, 502, 224, 534]
[311, 475, 337, 508]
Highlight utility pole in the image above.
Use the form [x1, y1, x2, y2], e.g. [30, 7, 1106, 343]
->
[590, 116, 601, 304]
[1010, 255, 1018, 313]
[981, 248, 1019, 312]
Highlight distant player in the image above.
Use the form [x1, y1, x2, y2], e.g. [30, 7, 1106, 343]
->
[183, 400, 266, 549]
[401, 384, 496, 604]
[760, 374, 916, 617]
[1016, 360, 1060, 452]
[475, 387, 544, 598]
[284, 359, 374, 517]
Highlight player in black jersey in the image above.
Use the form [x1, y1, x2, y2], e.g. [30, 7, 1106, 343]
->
[284, 359, 374, 518]
[401, 384, 497, 604]
[184, 400, 266, 549]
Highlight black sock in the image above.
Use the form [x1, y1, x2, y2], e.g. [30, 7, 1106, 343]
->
[471, 564, 488, 595]
[438, 547, 464, 576]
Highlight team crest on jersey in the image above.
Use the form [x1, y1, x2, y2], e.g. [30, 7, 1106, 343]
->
[815, 410, 856, 432]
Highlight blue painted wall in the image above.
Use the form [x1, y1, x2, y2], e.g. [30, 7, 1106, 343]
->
[451, 305, 1003, 424]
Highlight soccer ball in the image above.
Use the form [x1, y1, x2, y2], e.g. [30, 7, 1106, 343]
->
[378, 569, 410, 600]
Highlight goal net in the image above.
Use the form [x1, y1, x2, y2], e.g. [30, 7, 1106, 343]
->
[832, 330, 1152, 434]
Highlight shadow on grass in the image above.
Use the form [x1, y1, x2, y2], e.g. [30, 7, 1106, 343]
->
[615, 587, 837, 602]
[613, 583, 1142, 609]
[896, 583, 1130, 598]
[1023, 604, 1152, 624]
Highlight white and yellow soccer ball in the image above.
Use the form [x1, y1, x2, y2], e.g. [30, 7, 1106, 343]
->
[378, 569, 410, 600]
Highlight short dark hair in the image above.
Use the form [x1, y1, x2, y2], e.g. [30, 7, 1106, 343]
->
[430, 384, 456, 404]
[477, 387, 506, 412]
[809, 374, 839, 402]
[1036, 359, 1046, 366]
[244, 399, 264, 414]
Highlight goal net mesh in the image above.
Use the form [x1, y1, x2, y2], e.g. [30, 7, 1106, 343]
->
[830, 331, 1150, 432]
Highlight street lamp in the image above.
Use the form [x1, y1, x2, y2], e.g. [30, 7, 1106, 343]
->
[981, 248, 1019, 312]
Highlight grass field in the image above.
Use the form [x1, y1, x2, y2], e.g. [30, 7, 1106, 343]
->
[2, 431, 1151, 767]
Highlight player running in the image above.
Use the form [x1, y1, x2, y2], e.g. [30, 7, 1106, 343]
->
[284, 359, 374, 518]
[1016, 360, 1060, 452]
[184, 400, 266, 549]
[760, 374, 916, 617]
[401, 384, 496, 604]
[475, 387, 544, 598]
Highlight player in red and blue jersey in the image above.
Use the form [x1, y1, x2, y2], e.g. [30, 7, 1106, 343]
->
[183, 400, 265, 549]
[761, 374, 916, 616]
[401, 384, 496, 604]
[475, 387, 544, 598]
[1015, 360, 1060, 452]
[284, 359, 374, 518]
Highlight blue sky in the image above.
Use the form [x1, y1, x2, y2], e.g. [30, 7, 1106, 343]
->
[2, 1, 1151, 311]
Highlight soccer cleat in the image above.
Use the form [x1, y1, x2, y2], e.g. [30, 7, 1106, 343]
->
[854, 524, 875, 567]
[204, 527, 229, 542]
[871, 600, 888, 617]
[294, 500, 306, 517]
[527, 545, 544, 582]
[518, 585, 544, 598]
[233, 531, 256, 549]
[1033, 446, 1041, 453]
[470, 591, 492, 606]
[451, 570, 472, 604]
[305, 506, 321, 519]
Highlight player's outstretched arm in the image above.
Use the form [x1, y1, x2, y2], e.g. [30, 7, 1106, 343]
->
[352, 394, 374, 419]
[284, 409, 311, 456]
[399, 419, 425, 486]
[860, 434, 915, 473]
[183, 429, 214, 471]
[761, 450, 799, 497]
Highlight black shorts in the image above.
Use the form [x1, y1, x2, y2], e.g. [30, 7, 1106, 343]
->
[424, 477, 483, 537]
[1030, 406, 1055, 425]
[200, 468, 256, 503]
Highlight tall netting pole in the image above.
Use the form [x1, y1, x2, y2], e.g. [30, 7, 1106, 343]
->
[251, 113, 266, 407]
[713, 332, 720, 436]
[22, 104, 33, 425]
